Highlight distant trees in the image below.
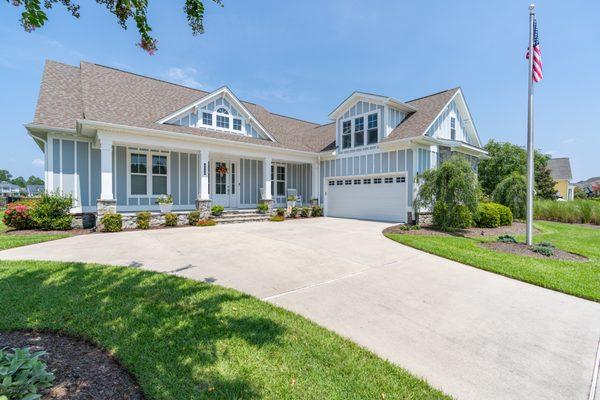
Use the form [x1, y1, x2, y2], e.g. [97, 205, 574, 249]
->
[0, 169, 44, 187]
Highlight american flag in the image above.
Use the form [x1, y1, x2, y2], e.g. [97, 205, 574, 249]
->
[526, 19, 543, 82]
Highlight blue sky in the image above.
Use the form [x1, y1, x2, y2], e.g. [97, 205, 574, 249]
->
[1, 0, 598, 181]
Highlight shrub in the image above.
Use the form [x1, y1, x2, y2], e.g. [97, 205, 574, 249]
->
[270, 215, 285, 222]
[398, 224, 421, 231]
[275, 207, 285, 217]
[415, 156, 479, 231]
[164, 212, 178, 227]
[496, 204, 513, 226]
[497, 234, 517, 243]
[197, 219, 216, 227]
[289, 207, 299, 218]
[256, 203, 269, 214]
[101, 213, 122, 232]
[311, 206, 323, 217]
[0, 347, 55, 399]
[538, 241, 555, 249]
[300, 207, 311, 217]
[474, 203, 500, 228]
[2, 203, 36, 230]
[211, 205, 224, 216]
[532, 244, 554, 257]
[188, 211, 201, 225]
[136, 211, 151, 229]
[30, 191, 73, 230]
[492, 172, 527, 219]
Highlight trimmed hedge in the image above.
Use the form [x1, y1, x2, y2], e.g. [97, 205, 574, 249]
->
[311, 205, 323, 217]
[474, 203, 500, 228]
[101, 213, 122, 232]
[188, 211, 201, 225]
[164, 212, 178, 227]
[136, 212, 151, 229]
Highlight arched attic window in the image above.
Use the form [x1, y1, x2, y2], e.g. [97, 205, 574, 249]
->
[215, 107, 230, 129]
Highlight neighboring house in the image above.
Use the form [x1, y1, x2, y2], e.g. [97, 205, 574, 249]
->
[575, 177, 600, 198]
[0, 181, 22, 196]
[26, 184, 44, 197]
[26, 60, 487, 223]
[547, 158, 575, 200]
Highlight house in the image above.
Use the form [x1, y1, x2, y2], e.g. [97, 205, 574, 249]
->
[547, 158, 575, 200]
[0, 181, 22, 196]
[26, 184, 44, 197]
[26, 60, 487, 224]
[575, 177, 600, 198]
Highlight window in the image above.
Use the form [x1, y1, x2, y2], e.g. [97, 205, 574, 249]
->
[276, 166, 285, 196]
[367, 113, 378, 144]
[328, 180, 335, 186]
[354, 179, 361, 185]
[215, 162, 227, 195]
[342, 120, 352, 149]
[152, 155, 168, 195]
[363, 178, 371, 184]
[384, 177, 393, 183]
[216, 107, 229, 115]
[450, 117, 456, 140]
[345, 179, 352, 185]
[374, 178, 382, 184]
[216, 115, 229, 129]
[396, 176, 406, 183]
[337, 180, 344, 185]
[202, 112, 212, 126]
[233, 118, 242, 131]
[354, 116, 364, 147]
[130, 153, 147, 195]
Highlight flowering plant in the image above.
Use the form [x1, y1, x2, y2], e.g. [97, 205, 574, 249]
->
[3, 203, 36, 230]
[156, 194, 173, 205]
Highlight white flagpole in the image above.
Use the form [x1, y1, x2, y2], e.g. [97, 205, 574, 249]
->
[526, 4, 535, 245]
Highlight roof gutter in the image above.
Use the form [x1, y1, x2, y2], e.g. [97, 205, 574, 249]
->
[76, 119, 320, 158]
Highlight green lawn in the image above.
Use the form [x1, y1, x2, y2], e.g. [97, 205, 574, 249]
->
[0, 260, 448, 400]
[386, 221, 600, 302]
[0, 218, 71, 250]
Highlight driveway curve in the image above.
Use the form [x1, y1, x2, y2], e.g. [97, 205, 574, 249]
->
[1, 217, 599, 400]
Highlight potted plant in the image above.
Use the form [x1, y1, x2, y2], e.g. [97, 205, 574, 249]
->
[156, 194, 174, 213]
[287, 195, 297, 208]
[211, 205, 224, 216]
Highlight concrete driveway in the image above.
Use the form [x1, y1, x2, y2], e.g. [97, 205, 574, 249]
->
[1, 218, 599, 400]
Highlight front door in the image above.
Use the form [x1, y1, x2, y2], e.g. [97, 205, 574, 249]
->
[212, 160, 238, 208]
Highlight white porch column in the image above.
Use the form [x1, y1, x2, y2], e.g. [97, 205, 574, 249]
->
[262, 156, 272, 200]
[199, 149, 210, 200]
[311, 161, 320, 202]
[99, 139, 114, 200]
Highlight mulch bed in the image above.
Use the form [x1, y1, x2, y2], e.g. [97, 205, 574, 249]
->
[0, 330, 144, 400]
[383, 221, 539, 238]
[481, 242, 588, 261]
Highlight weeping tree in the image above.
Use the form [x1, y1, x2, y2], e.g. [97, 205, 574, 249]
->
[7, 0, 223, 54]
[414, 156, 479, 231]
[492, 172, 527, 219]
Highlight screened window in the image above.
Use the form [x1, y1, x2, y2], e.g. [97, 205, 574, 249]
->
[131, 153, 147, 195]
[202, 112, 212, 126]
[152, 155, 168, 195]
[354, 116, 364, 147]
[450, 117, 456, 140]
[367, 113, 378, 144]
[233, 118, 242, 131]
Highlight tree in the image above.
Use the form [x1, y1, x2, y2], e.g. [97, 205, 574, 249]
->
[0, 169, 12, 182]
[414, 156, 479, 231]
[492, 172, 527, 219]
[11, 176, 27, 188]
[7, 0, 223, 54]
[26, 176, 44, 186]
[477, 140, 556, 198]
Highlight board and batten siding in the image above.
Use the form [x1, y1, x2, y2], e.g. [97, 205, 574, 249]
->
[320, 149, 411, 205]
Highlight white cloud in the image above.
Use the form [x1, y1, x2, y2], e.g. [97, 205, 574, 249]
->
[165, 67, 203, 88]
[32, 158, 44, 168]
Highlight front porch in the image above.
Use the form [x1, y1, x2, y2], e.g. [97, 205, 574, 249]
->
[95, 134, 319, 215]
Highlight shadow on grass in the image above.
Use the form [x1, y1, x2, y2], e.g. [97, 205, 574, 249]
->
[0, 261, 285, 399]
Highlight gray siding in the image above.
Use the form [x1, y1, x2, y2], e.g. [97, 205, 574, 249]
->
[91, 148, 101, 203]
[61, 140, 75, 201]
[116, 146, 127, 206]
[321, 150, 408, 179]
[52, 139, 60, 191]
[407, 149, 414, 205]
[76, 141, 89, 207]
[170, 152, 179, 205]
[181, 153, 189, 205]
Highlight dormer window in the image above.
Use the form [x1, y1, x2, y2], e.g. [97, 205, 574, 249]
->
[202, 112, 212, 126]
[354, 117, 364, 146]
[342, 120, 352, 149]
[233, 118, 242, 131]
[367, 113, 378, 144]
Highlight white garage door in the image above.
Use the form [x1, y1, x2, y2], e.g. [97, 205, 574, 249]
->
[326, 175, 407, 222]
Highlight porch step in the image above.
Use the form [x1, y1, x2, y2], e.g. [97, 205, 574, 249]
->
[213, 210, 270, 224]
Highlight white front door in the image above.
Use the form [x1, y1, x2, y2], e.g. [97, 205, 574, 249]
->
[212, 160, 238, 208]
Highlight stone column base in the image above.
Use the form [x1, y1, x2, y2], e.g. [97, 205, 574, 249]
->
[259, 198, 275, 215]
[96, 199, 117, 229]
[195, 199, 212, 219]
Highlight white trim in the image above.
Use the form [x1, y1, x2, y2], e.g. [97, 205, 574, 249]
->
[88, 142, 91, 206]
[59, 138, 63, 191]
[126, 148, 171, 199]
[47, 135, 54, 191]
[328, 92, 416, 120]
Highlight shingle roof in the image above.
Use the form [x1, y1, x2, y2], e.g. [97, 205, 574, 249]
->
[547, 158, 573, 181]
[32, 60, 462, 153]
[384, 88, 460, 142]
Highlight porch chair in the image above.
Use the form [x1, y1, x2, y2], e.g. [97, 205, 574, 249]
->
[287, 188, 302, 206]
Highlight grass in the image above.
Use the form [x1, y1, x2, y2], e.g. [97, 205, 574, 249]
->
[0, 260, 448, 400]
[0, 218, 70, 251]
[386, 221, 600, 302]
[534, 199, 600, 224]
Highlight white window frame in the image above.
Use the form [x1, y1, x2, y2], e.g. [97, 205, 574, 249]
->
[339, 109, 381, 150]
[270, 162, 287, 198]
[169, 102, 250, 136]
[127, 149, 171, 198]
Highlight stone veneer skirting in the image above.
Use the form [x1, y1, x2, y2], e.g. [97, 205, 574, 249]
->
[121, 212, 193, 230]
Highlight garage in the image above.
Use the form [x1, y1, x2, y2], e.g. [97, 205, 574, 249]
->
[325, 175, 407, 222]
